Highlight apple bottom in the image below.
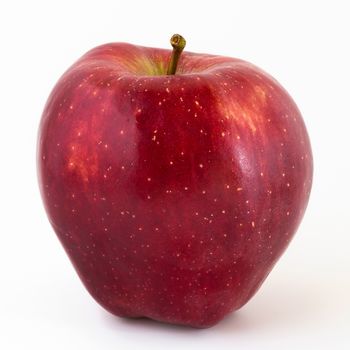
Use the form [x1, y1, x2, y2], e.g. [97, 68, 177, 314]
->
[60, 234, 274, 328]
[88, 270, 268, 328]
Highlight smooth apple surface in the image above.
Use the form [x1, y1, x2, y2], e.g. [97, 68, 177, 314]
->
[38, 43, 312, 328]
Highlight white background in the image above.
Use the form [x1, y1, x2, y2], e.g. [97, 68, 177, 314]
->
[1, 0, 349, 349]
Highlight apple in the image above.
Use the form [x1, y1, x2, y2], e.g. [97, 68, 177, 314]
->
[37, 34, 313, 328]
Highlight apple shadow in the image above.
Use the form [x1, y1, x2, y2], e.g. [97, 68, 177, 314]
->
[100, 275, 324, 336]
[102, 312, 202, 336]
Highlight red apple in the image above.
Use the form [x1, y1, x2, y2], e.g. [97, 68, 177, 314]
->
[37, 35, 312, 328]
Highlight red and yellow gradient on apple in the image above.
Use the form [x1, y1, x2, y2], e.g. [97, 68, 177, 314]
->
[38, 35, 312, 328]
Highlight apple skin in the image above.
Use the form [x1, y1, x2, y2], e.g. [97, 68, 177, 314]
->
[37, 42, 312, 328]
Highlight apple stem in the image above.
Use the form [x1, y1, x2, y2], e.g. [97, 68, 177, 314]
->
[167, 34, 186, 75]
